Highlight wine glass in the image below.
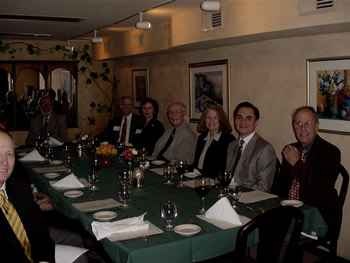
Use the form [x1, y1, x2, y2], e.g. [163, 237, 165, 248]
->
[117, 170, 131, 186]
[163, 165, 174, 185]
[46, 147, 54, 162]
[88, 170, 99, 191]
[175, 160, 187, 188]
[64, 155, 73, 174]
[194, 177, 211, 215]
[117, 184, 131, 209]
[217, 170, 232, 198]
[34, 135, 42, 151]
[62, 144, 71, 157]
[227, 184, 242, 209]
[89, 157, 101, 173]
[139, 153, 148, 170]
[160, 200, 178, 231]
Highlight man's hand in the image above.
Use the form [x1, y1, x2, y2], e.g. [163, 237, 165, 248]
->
[33, 192, 55, 211]
[282, 144, 300, 166]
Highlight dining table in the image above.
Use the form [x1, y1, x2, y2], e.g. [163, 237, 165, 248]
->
[20, 146, 328, 263]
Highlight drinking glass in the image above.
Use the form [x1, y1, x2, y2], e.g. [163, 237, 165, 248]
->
[46, 147, 54, 162]
[89, 157, 101, 173]
[160, 200, 178, 231]
[63, 144, 71, 157]
[118, 184, 131, 208]
[175, 160, 187, 188]
[88, 170, 99, 191]
[163, 165, 174, 185]
[194, 177, 211, 215]
[64, 155, 73, 173]
[117, 170, 131, 187]
[216, 170, 232, 198]
[34, 135, 42, 151]
[227, 184, 242, 209]
[139, 153, 148, 170]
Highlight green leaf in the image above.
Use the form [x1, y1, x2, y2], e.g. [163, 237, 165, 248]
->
[89, 102, 96, 108]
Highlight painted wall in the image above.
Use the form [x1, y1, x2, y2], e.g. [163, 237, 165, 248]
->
[113, 32, 350, 259]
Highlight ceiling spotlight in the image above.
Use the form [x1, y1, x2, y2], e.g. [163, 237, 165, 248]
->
[64, 40, 74, 51]
[201, 0, 220, 12]
[91, 29, 102, 44]
[136, 12, 151, 30]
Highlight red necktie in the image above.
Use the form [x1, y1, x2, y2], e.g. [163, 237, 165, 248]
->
[119, 117, 127, 143]
[288, 149, 307, 200]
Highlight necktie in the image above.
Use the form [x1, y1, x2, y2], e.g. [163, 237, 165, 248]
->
[0, 190, 33, 262]
[232, 140, 244, 173]
[119, 117, 127, 143]
[288, 148, 307, 200]
[42, 117, 48, 136]
[157, 128, 176, 160]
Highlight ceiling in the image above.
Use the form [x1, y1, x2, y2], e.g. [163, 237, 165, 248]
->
[0, 0, 203, 41]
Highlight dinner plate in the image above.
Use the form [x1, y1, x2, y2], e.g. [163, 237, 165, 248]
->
[174, 224, 201, 236]
[50, 160, 64, 165]
[63, 190, 84, 198]
[93, 211, 118, 221]
[43, 172, 61, 179]
[152, 160, 166, 166]
[183, 172, 199, 179]
[280, 200, 304, 207]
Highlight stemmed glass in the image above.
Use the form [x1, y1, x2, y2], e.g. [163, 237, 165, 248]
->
[64, 155, 73, 174]
[175, 160, 187, 188]
[117, 184, 131, 209]
[227, 184, 242, 209]
[194, 177, 211, 215]
[217, 170, 232, 198]
[88, 157, 101, 190]
[46, 147, 54, 162]
[63, 144, 71, 157]
[160, 200, 178, 231]
[163, 165, 174, 185]
[139, 148, 148, 170]
[117, 170, 131, 186]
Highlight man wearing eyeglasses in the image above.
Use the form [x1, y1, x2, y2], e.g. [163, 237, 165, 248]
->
[226, 102, 276, 192]
[276, 106, 341, 239]
[152, 102, 196, 164]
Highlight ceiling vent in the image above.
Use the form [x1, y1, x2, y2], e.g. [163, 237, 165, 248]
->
[202, 10, 222, 32]
[0, 14, 85, 23]
[299, 0, 334, 14]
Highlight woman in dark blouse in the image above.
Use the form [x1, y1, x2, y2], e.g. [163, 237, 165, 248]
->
[193, 105, 235, 179]
[135, 98, 164, 155]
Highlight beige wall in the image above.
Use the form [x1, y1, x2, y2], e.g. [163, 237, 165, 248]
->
[113, 32, 350, 259]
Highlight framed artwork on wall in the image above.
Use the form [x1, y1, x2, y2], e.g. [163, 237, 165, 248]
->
[132, 69, 149, 108]
[189, 59, 229, 122]
[307, 57, 350, 135]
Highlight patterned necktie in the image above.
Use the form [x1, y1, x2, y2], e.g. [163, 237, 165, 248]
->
[119, 117, 127, 143]
[288, 149, 307, 200]
[42, 117, 48, 136]
[0, 190, 33, 262]
[157, 128, 176, 160]
[232, 140, 244, 173]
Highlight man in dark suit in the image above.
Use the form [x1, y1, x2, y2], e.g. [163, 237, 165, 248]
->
[276, 106, 342, 239]
[98, 96, 143, 145]
[226, 102, 276, 192]
[26, 95, 67, 145]
[0, 128, 55, 262]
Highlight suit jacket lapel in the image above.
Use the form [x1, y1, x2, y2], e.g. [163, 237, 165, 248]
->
[235, 133, 259, 177]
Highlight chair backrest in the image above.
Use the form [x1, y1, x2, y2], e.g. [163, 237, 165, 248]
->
[338, 164, 349, 208]
[270, 157, 281, 194]
[235, 206, 304, 263]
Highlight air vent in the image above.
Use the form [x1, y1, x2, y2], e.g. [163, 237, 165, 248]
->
[202, 10, 222, 32]
[299, 0, 334, 14]
[0, 14, 85, 23]
[317, 0, 333, 9]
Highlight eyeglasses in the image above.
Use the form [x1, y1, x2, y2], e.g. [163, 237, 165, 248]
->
[293, 120, 313, 129]
[167, 110, 184, 116]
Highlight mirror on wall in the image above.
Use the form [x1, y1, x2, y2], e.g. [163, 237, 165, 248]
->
[0, 61, 78, 131]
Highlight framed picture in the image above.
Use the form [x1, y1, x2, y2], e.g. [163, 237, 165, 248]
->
[132, 69, 149, 108]
[189, 59, 229, 122]
[307, 57, 350, 134]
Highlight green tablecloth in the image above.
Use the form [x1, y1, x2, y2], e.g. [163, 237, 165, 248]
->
[22, 154, 328, 263]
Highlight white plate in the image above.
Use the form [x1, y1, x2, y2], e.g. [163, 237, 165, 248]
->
[183, 172, 199, 179]
[17, 152, 28, 157]
[280, 200, 304, 207]
[174, 224, 201, 236]
[63, 190, 84, 198]
[43, 172, 61, 179]
[50, 160, 64, 165]
[93, 211, 118, 221]
[152, 160, 166, 166]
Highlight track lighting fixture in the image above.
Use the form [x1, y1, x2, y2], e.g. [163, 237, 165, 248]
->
[201, 0, 220, 11]
[64, 40, 74, 51]
[135, 12, 151, 30]
[91, 29, 102, 44]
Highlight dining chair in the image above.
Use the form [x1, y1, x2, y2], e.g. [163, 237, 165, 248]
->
[300, 163, 349, 261]
[234, 206, 304, 263]
[270, 157, 281, 194]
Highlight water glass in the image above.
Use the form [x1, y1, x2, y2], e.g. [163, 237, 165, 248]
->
[227, 184, 242, 209]
[118, 170, 131, 186]
[163, 165, 174, 185]
[160, 200, 177, 231]
[217, 170, 232, 198]
[194, 177, 211, 215]
[118, 184, 131, 209]
[88, 170, 99, 191]
[64, 155, 73, 173]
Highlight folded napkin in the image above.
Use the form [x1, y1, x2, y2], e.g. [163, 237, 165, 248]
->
[205, 197, 242, 226]
[150, 167, 164, 175]
[239, 190, 278, 204]
[193, 169, 201, 175]
[51, 173, 84, 189]
[49, 137, 63, 146]
[55, 244, 88, 263]
[19, 149, 45, 162]
[73, 198, 122, 212]
[91, 213, 149, 241]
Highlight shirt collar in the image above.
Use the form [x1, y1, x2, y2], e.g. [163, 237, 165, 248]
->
[299, 138, 315, 153]
[240, 131, 255, 145]
[204, 131, 221, 141]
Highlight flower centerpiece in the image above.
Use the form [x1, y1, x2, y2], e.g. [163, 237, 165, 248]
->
[318, 70, 344, 117]
[122, 148, 138, 170]
[96, 144, 118, 168]
[76, 133, 90, 143]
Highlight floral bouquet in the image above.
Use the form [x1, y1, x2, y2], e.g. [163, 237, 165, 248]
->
[96, 144, 118, 159]
[122, 148, 138, 160]
[318, 70, 344, 96]
[76, 133, 90, 143]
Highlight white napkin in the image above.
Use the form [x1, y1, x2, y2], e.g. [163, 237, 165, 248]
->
[51, 173, 85, 189]
[193, 169, 201, 175]
[139, 161, 150, 168]
[55, 244, 88, 263]
[49, 137, 63, 146]
[239, 190, 278, 204]
[19, 149, 45, 162]
[91, 213, 149, 241]
[205, 197, 242, 225]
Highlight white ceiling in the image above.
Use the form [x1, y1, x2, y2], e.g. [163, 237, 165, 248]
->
[0, 0, 203, 41]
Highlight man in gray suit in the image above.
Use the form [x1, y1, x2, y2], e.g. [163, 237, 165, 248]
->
[226, 102, 276, 192]
[26, 95, 67, 145]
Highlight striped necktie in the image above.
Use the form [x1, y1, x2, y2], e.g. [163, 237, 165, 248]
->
[288, 149, 307, 200]
[232, 140, 244, 173]
[0, 190, 33, 262]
